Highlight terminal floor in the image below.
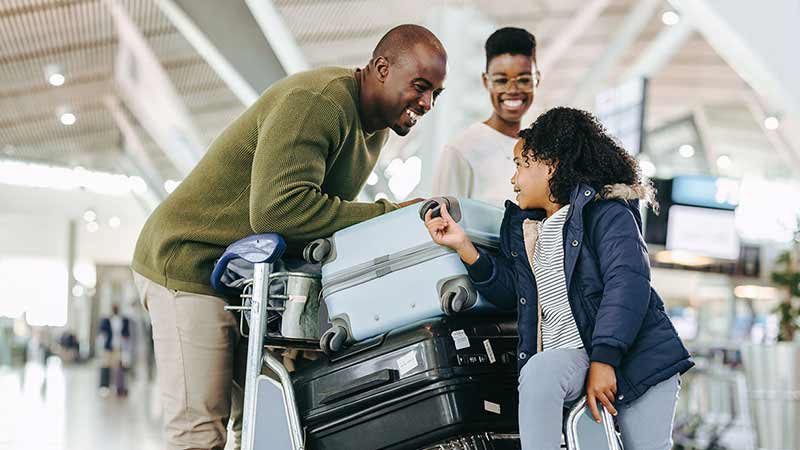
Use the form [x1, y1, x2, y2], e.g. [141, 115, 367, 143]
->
[0, 359, 163, 450]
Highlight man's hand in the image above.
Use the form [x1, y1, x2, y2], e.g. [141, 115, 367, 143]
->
[586, 361, 618, 422]
[398, 197, 425, 208]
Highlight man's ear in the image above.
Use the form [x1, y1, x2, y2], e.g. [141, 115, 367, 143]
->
[481, 72, 489, 91]
[372, 56, 390, 82]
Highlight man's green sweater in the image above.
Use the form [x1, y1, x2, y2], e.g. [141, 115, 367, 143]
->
[132, 67, 398, 297]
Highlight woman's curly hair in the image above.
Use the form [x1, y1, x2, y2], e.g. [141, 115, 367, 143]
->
[518, 107, 643, 206]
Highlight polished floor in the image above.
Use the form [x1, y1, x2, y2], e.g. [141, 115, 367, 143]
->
[0, 358, 162, 450]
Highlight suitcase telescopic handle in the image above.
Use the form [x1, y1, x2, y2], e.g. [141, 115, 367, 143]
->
[418, 197, 462, 222]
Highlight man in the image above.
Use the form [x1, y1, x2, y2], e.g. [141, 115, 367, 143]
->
[433, 27, 538, 207]
[132, 24, 447, 450]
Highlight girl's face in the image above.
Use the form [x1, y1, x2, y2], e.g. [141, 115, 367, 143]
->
[511, 139, 554, 210]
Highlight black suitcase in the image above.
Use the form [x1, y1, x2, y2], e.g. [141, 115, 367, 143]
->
[292, 316, 520, 450]
[420, 433, 520, 450]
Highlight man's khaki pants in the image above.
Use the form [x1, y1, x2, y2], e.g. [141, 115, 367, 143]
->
[134, 272, 244, 450]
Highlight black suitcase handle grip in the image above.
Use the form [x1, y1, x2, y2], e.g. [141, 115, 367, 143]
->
[319, 368, 399, 404]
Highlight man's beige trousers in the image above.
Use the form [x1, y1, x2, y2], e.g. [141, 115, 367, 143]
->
[134, 272, 243, 450]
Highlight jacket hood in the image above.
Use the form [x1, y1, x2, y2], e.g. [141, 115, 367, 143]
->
[597, 183, 658, 213]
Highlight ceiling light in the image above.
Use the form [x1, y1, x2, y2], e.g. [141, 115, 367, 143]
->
[59, 112, 76, 126]
[661, 11, 680, 26]
[0, 160, 144, 196]
[384, 158, 404, 179]
[86, 221, 99, 233]
[716, 155, 732, 171]
[387, 156, 422, 201]
[366, 171, 378, 186]
[164, 179, 181, 193]
[108, 216, 121, 228]
[764, 116, 780, 130]
[45, 64, 65, 87]
[678, 144, 695, 158]
[83, 209, 97, 222]
[49, 73, 65, 87]
[129, 176, 148, 194]
[73, 262, 96, 288]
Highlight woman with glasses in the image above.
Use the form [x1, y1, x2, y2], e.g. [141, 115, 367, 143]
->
[433, 27, 540, 207]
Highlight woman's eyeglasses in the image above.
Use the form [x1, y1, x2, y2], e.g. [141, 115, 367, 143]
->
[487, 72, 541, 92]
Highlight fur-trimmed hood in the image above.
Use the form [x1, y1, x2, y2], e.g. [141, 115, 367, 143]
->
[596, 183, 658, 213]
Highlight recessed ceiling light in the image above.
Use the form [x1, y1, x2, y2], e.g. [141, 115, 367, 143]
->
[60, 112, 76, 126]
[678, 144, 695, 158]
[86, 221, 99, 233]
[367, 172, 378, 186]
[49, 73, 65, 86]
[164, 179, 181, 193]
[108, 216, 121, 228]
[661, 11, 680, 26]
[764, 116, 780, 130]
[129, 176, 148, 194]
[716, 155, 732, 170]
[83, 209, 97, 222]
[45, 64, 65, 86]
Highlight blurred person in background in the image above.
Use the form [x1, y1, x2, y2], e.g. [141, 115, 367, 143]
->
[433, 27, 539, 207]
[57, 329, 80, 363]
[97, 303, 130, 397]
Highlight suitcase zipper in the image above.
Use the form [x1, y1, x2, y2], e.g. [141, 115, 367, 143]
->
[321, 236, 498, 299]
[321, 244, 451, 299]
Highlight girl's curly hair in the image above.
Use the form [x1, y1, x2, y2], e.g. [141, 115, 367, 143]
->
[518, 107, 643, 206]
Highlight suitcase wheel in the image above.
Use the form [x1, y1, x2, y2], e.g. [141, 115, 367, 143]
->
[303, 238, 332, 264]
[320, 324, 348, 355]
[441, 285, 470, 315]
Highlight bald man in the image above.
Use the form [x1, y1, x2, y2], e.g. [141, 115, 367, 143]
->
[131, 25, 447, 450]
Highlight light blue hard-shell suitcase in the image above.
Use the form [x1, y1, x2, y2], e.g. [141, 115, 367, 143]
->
[304, 197, 508, 352]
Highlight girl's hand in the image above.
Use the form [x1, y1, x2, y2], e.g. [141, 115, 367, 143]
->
[424, 204, 479, 264]
[586, 361, 619, 422]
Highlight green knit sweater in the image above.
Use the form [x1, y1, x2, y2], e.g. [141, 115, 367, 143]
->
[132, 67, 398, 297]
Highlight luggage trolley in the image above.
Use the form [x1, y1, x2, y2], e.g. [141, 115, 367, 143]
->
[211, 199, 622, 450]
[214, 230, 622, 450]
[212, 233, 318, 450]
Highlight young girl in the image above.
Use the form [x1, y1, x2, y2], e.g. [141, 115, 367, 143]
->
[424, 107, 693, 450]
